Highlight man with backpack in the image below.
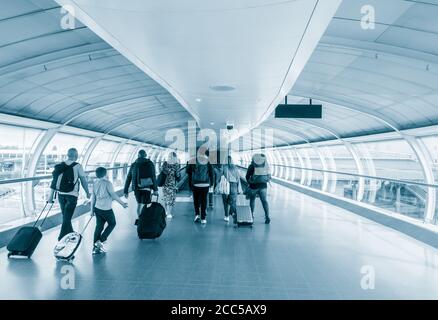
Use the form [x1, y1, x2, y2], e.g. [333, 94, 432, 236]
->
[48, 148, 91, 241]
[245, 153, 271, 224]
[124, 150, 158, 223]
[186, 148, 214, 224]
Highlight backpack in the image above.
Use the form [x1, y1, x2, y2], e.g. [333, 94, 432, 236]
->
[50, 162, 78, 193]
[249, 157, 271, 184]
[192, 163, 210, 185]
[136, 160, 154, 189]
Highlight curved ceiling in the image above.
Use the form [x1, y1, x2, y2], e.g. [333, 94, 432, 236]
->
[2, 0, 438, 151]
[242, 0, 438, 148]
[0, 0, 194, 147]
[54, 0, 342, 139]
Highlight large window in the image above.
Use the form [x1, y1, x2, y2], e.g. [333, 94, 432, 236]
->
[419, 135, 438, 223]
[0, 124, 41, 225]
[114, 143, 137, 167]
[36, 133, 91, 176]
[33, 133, 92, 212]
[0, 124, 41, 180]
[86, 140, 120, 171]
[354, 139, 424, 182]
[251, 135, 434, 223]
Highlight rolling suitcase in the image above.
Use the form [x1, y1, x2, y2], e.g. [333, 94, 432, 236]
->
[235, 195, 253, 228]
[54, 215, 93, 262]
[7, 202, 53, 259]
[138, 195, 166, 239]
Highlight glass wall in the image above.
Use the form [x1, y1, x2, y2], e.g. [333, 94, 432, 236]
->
[239, 134, 436, 225]
[0, 121, 179, 229]
[112, 143, 137, 188]
[0, 124, 42, 224]
[33, 133, 92, 212]
[36, 133, 91, 176]
[354, 139, 426, 219]
[0, 124, 42, 180]
[419, 135, 438, 223]
[86, 139, 120, 171]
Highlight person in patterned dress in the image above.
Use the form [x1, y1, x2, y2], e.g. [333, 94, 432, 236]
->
[161, 152, 180, 219]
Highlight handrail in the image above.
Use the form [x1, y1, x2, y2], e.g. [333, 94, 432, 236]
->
[238, 164, 438, 189]
[0, 163, 188, 186]
[0, 165, 128, 186]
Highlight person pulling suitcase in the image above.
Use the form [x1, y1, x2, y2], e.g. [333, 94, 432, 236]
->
[90, 167, 128, 254]
[124, 150, 158, 225]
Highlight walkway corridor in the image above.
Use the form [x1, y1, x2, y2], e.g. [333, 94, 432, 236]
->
[1, 184, 437, 300]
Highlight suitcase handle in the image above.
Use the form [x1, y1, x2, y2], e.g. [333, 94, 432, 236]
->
[80, 215, 94, 235]
[32, 201, 54, 229]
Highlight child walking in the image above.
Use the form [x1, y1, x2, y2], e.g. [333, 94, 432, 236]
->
[91, 167, 128, 254]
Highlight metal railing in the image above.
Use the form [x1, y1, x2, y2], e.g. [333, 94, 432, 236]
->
[238, 162, 438, 224]
[0, 166, 129, 186]
[0, 162, 188, 226]
[265, 164, 438, 189]
[0, 164, 187, 186]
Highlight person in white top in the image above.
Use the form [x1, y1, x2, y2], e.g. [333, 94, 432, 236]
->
[220, 156, 243, 223]
[91, 167, 127, 254]
[48, 148, 91, 241]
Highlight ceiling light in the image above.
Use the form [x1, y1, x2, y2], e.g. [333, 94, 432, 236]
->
[195, 98, 202, 102]
[209, 85, 235, 92]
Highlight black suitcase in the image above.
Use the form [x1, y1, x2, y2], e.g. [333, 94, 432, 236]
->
[235, 195, 253, 228]
[137, 195, 166, 239]
[7, 202, 53, 258]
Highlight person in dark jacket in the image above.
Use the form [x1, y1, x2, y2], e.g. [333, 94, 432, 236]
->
[246, 153, 271, 224]
[186, 148, 214, 224]
[124, 150, 158, 222]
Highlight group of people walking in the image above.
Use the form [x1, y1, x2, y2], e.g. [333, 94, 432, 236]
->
[48, 147, 271, 255]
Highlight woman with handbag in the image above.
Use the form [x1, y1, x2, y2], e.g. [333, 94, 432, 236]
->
[219, 156, 242, 223]
[245, 153, 271, 224]
[159, 152, 180, 219]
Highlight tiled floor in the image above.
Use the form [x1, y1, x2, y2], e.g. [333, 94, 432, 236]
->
[0, 184, 438, 300]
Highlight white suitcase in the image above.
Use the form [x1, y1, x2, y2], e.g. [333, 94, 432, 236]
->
[54, 216, 93, 261]
[235, 195, 253, 227]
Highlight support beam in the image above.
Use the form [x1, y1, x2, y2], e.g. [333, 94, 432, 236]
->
[403, 135, 436, 223]
[25, 128, 60, 215]
[83, 136, 103, 170]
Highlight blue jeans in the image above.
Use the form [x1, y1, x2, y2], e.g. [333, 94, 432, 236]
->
[193, 186, 209, 219]
[93, 208, 116, 244]
[58, 194, 78, 241]
[249, 187, 270, 219]
[222, 182, 238, 217]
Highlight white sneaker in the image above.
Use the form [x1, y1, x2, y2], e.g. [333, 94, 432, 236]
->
[167, 214, 173, 219]
[92, 246, 101, 255]
[95, 240, 106, 252]
[201, 219, 207, 224]
[194, 215, 201, 223]
[224, 216, 230, 222]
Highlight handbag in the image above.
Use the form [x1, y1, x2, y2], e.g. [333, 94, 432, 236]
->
[249, 174, 271, 184]
[175, 170, 181, 182]
[157, 171, 167, 187]
[244, 185, 258, 199]
[138, 177, 153, 189]
[217, 175, 230, 195]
